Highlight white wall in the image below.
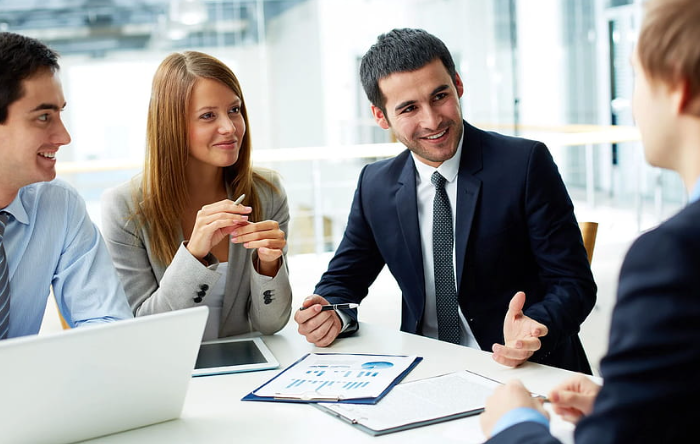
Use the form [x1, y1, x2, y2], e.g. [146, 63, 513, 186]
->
[312, 0, 514, 140]
[516, 0, 565, 126]
[265, 0, 325, 150]
[60, 45, 271, 162]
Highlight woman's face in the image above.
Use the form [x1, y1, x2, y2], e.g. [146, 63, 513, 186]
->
[187, 77, 246, 171]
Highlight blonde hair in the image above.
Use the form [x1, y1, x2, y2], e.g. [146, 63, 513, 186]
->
[638, 0, 700, 100]
[137, 51, 273, 265]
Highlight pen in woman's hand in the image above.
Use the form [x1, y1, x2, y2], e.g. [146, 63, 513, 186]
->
[233, 194, 246, 205]
[299, 303, 359, 311]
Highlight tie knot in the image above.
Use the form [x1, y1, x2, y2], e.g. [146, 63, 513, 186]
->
[431, 171, 446, 189]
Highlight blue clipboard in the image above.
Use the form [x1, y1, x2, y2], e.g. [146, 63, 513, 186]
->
[241, 352, 423, 404]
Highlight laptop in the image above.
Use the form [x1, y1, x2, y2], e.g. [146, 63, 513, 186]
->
[0, 306, 208, 444]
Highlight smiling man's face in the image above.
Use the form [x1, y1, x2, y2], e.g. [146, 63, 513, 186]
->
[0, 69, 70, 198]
[371, 58, 464, 167]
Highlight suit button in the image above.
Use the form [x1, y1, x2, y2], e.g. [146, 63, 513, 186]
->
[197, 290, 206, 297]
[200, 284, 209, 291]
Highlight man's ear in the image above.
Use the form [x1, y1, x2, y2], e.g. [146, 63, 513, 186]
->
[454, 72, 465, 98]
[677, 78, 700, 117]
[371, 105, 390, 130]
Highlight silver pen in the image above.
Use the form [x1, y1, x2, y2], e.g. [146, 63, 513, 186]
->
[232, 194, 246, 205]
[299, 303, 359, 311]
[320, 303, 360, 312]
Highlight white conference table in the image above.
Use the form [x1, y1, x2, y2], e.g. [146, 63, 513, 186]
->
[84, 322, 576, 444]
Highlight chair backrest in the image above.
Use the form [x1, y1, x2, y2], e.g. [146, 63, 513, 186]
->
[50, 287, 72, 330]
[578, 221, 599, 264]
[58, 308, 71, 329]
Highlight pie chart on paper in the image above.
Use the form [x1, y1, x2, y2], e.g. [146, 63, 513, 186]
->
[361, 361, 394, 369]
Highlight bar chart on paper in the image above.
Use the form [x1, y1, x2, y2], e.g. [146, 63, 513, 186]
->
[252, 353, 420, 400]
[290, 360, 389, 390]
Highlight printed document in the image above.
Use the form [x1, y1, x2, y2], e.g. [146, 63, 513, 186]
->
[251, 353, 420, 401]
[316, 370, 501, 435]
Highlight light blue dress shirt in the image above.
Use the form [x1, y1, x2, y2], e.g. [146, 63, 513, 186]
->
[1, 179, 132, 338]
[491, 406, 550, 436]
[689, 177, 700, 204]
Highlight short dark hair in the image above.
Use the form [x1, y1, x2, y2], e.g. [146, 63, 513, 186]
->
[0, 32, 60, 124]
[359, 28, 457, 114]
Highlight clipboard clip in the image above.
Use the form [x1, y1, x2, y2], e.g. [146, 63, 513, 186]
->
[273, 391, 345, 402]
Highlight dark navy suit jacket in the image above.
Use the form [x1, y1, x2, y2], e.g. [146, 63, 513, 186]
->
[316, 121, 596, 373]
[487, 200, 700, 443]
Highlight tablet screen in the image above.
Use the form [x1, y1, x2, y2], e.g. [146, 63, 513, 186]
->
[196, 340, 266, 367]
[193, 337, 279, 376]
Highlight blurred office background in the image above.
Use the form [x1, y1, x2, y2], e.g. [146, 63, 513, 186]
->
[5, 0, 685, 373]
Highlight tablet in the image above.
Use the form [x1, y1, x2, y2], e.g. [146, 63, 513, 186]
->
[193, 337, 279, 377]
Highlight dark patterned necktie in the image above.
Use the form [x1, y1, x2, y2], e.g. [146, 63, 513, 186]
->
[0, 211, 11, 340]
[431, 172, 460, 344]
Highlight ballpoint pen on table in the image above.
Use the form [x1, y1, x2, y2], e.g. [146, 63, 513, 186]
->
[299, 303, 360, 311]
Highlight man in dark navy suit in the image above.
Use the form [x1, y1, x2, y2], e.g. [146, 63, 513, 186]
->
[294, 28, 596, 373]
[480, 0, 700, 441]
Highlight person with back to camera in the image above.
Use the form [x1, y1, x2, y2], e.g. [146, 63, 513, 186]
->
[480, 0, 700, 442]
[294, 28, 596, 373]
[101, 51, 291, 340]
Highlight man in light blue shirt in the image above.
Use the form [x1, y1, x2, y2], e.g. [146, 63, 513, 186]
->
[480, 0, 700, 442]
[0, 32, 132, 339]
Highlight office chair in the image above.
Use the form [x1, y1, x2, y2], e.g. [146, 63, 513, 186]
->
[58, 309, 71, 329]
[50, 287, 71, 330]
[578, 221, 599, 264]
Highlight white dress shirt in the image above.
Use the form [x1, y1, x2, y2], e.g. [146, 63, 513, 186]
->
[411, 139, 479, 349]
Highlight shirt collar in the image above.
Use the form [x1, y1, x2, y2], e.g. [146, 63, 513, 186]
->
[690, 176, 700, 204]
[2, 188, 30, 225]
[411, 134, 464, 184]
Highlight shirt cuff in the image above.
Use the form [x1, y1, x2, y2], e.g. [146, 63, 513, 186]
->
[491, 407, 549, 437]
[336, 309, 352, 333]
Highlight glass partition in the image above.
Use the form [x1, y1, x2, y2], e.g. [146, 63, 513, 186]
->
[3, 0, 686, 255]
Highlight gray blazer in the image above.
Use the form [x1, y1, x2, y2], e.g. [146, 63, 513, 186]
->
[100, 170, 292, 337]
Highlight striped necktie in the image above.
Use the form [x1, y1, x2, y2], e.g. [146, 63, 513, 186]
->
[0, 211, 11, 339]
[431, 172, 460, 344]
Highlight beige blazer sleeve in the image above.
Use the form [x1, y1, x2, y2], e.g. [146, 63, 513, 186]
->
[100, 171, 292, 337]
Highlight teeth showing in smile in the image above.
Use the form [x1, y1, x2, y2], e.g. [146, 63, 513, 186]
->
[39, 152, 56, 159]
[425, 130, 447, 140]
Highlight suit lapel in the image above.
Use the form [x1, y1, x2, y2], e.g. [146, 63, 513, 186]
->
[220, 184, 238, 326]
[395, 154, 426, 296]
[455, 122, 483, 293]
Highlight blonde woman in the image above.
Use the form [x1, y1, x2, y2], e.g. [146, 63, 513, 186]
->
[101, 51, 291, 339]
